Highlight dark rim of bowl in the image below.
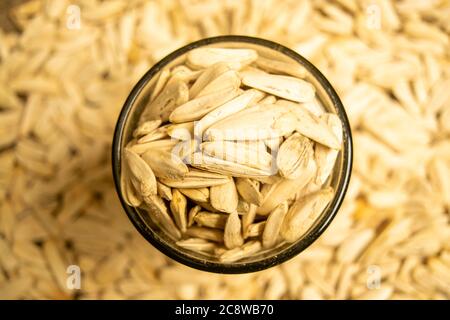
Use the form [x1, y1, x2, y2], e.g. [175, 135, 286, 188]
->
[112, 35, 353, 274]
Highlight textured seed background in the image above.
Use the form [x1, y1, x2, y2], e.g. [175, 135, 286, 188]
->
[1, 0, 449, 299]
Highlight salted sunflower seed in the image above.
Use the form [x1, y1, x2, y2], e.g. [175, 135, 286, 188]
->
[167, 122, 194, 141]
[255, 56, 307, 79]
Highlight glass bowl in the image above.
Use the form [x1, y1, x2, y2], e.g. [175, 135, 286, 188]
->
[112, 35, 353, 274]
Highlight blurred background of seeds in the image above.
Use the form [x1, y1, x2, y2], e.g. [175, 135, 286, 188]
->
[0, 0, 449, 300]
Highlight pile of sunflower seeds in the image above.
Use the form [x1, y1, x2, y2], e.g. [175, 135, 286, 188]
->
[121, 47, 343, 262]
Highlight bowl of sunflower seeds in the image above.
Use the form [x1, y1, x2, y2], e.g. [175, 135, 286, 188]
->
[112, 35, 352, 273]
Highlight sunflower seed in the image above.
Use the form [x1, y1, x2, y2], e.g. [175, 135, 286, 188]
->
[189, 62, 231, 98]
[143, 195, 181, 240]
[257, 158, 317, 215]
[187, 205, 202, 227]
[242, 203, 257, 237]
[255, 56, 307, 79]
[219, 240, 261, 263]
[194, 212, 228, 229]
[210, 179, 239, 213]
[176, 238, 217, 253]
[186, 47, 258, 69]
[277, 133, 314, 179]
[281, 187, 334, 243]
[246, 221, 266, 238]
[141, 149, 188, 179]
[140, 79, 189, 122]
[160, 169, 230, 188]
[196, 69, 241, 97]
[186, 226, 224, 243]
[170, 189, 188, 233]
[235, 178, 263, 205]
[157, 181, 172, 201]
[167, 122, 194, 141]
[315, 113, 343, 185]
[178, 187, 209, 202]
[124, 148, 157, 197]
[132, 120, 162, 138]
[241, 71, 315, 102]
[262, 202, 288, 248]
